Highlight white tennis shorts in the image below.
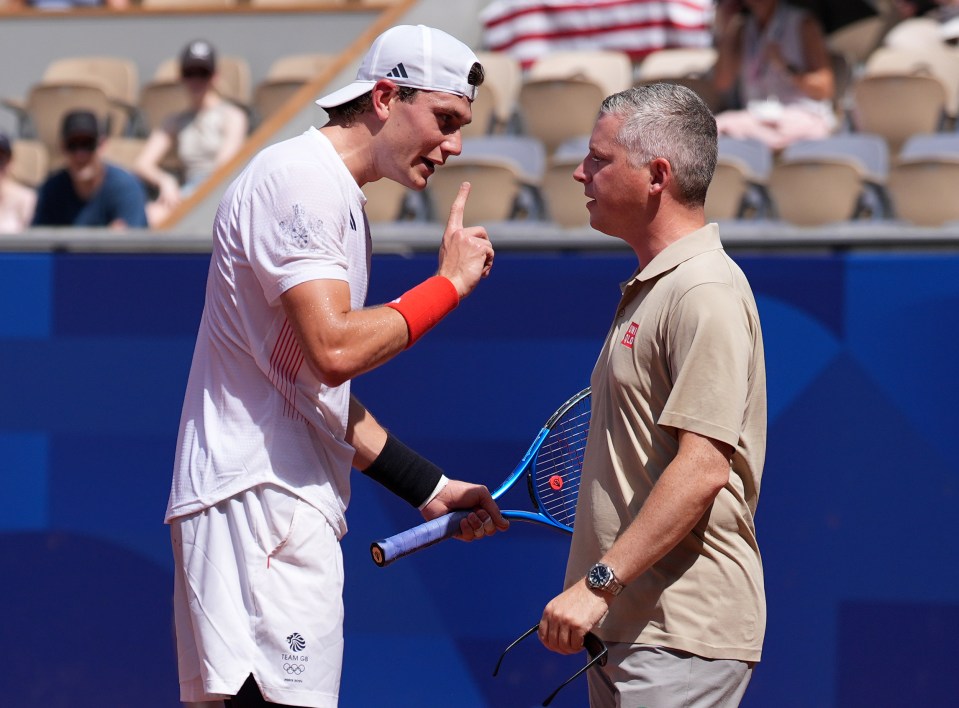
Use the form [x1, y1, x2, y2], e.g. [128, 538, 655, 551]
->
[171, 484, 344, 708]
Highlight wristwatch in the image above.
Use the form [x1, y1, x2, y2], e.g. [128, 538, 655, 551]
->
[586, 562, 624, 596]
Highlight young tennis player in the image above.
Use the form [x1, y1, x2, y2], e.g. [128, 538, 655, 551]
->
[165, 24, 509, 708]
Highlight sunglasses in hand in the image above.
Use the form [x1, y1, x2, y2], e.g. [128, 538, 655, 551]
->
[493, 623, 608, 706]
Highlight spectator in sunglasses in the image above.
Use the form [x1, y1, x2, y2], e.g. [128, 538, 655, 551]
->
[134, 39, 249, 227]
[31, 110, 147, 228]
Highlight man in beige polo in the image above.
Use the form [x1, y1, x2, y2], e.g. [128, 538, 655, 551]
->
[538, 83, 767, 707]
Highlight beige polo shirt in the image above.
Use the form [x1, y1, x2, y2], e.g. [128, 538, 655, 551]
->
[566, 223, 767, 662]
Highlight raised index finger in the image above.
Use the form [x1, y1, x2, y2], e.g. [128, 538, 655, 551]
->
[446, 181, 471, 232]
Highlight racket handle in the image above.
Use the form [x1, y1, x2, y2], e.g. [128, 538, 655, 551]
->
[370, 510, 470, 567]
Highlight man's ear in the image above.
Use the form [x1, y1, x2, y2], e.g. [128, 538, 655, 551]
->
[371, 79, 400, 120]
[648, 157, 671, 195]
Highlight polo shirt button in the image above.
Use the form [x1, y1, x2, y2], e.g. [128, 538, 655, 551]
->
[617, 309, 625, 318]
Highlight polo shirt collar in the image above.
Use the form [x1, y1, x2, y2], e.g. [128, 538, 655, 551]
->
[629, 223, 723, 288]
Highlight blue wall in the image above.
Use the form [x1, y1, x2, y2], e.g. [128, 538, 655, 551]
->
[1, 249, 957, 707]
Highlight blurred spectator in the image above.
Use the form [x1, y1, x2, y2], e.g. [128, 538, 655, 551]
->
[0, 133, 37, 233]
[712, 0, 837, 151]
[894, 0, 959, 23]
[32, 110, 147, 229]
[7, 0, 130, 8]
[892, 0, 942, 19]
[134, 39, 248, 227]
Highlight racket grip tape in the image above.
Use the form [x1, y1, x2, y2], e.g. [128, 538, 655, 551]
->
[370, 510, 470, 567]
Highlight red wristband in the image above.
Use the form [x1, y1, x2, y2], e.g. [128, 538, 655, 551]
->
[385, 275, 459, 347]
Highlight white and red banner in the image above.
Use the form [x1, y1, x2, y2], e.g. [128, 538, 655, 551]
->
[480, 0, 715, 68]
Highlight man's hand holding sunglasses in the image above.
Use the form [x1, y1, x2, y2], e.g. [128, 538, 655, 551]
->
[538, 581, 613, 654]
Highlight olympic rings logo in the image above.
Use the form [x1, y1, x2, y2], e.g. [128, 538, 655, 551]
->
[283, 663, 306, 675]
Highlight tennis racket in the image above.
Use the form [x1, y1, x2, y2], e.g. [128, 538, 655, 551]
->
[370, 387, 591, 567]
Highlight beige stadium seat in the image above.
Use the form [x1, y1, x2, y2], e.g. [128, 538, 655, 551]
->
[518, 78, 605, 156]
[362, 178, 410, 223]
[705, 161, 751, 222]
[153, 55, 252, 112]
[265, 53, 335, 82]
[827, 15, 889, 66]
[249, 0, 352, 6]
[136, 80, 191, 135]
[881, 17, 945, 52]
[634, 47, 720, 110]
[526, 49, 632, 98]
[427, 135, 546, 223]
[519, 50, 630, 156]
[861, 45, 959, 121]
[887, 133, 959, 226]
[779, 133, 891, 219]
[540, 135, 588, 228]
[887, 161, 959, 226]
[44, 56, 140, 115]
[253, 54, 336, 124]
[100, 136, 148, 173]
[767, 160, 864, 226]
[469, 51, 522, 136]
[9, 139, 49, 188]
[141, 0, 237, 6]
[8, 83, 120, 167]
[850, 74, 947, 156]
[706, 136, 773, 221]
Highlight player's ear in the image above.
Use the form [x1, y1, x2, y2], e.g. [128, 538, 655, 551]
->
[371, 79, 400, 120]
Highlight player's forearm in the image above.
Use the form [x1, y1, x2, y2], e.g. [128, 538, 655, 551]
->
[346, 396, 388, 469]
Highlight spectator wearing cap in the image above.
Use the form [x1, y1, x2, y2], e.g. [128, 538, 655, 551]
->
[31, 110, 147, 228]
[134, 39, 248, 227]
[0, 133, 37, 234]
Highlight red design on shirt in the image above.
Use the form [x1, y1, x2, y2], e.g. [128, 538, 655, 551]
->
[621, 321, 638, 349]
[269, 319, 306, 421]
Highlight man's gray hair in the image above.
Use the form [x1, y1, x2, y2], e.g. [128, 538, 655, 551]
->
[599, 83, 717, 206]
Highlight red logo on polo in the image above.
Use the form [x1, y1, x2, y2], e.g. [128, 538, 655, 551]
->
[621, 322, 638, 348]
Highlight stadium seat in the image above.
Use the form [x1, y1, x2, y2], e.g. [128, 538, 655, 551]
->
[826, 15, 888, 67]
[465, 51, 522, 138]
[851, 42, 959, 145]
[100, 136, 148, 174]
[141, 0, 237, 6]
[706, 137, 773, 221]
[518, 50, 630, 156]
[518, 78, 605, 156]
[541, 135, 589, 228]
[3, 83, 122, 167]
[136, 80, 190, 135]
[850, 74, 947, 156]
[43, 56, 140, 122]
[767, 160, 864, 226]
[881, 17, 945, 52]
[426, 135, 547, 223]
[779, 133, 891, 219]
[634, 47, 721, 111]
[253, 53, 335, 124]
[362, 177, 414, 224]
[526, 49, 632, 98]
[8, 138, 49, 189]
[152, 55, 253, 116]
[887, 132, 959, 225]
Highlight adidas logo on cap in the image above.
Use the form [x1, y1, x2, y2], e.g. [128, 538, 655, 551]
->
[386, 63, 409, 79]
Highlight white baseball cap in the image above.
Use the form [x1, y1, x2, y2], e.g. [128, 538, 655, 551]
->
[316, 24, 479, 108]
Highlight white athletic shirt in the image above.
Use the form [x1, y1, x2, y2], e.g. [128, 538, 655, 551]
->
[165, 127, 370, 539]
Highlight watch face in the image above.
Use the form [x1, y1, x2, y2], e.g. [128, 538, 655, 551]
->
[588, 564, 612, 587]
